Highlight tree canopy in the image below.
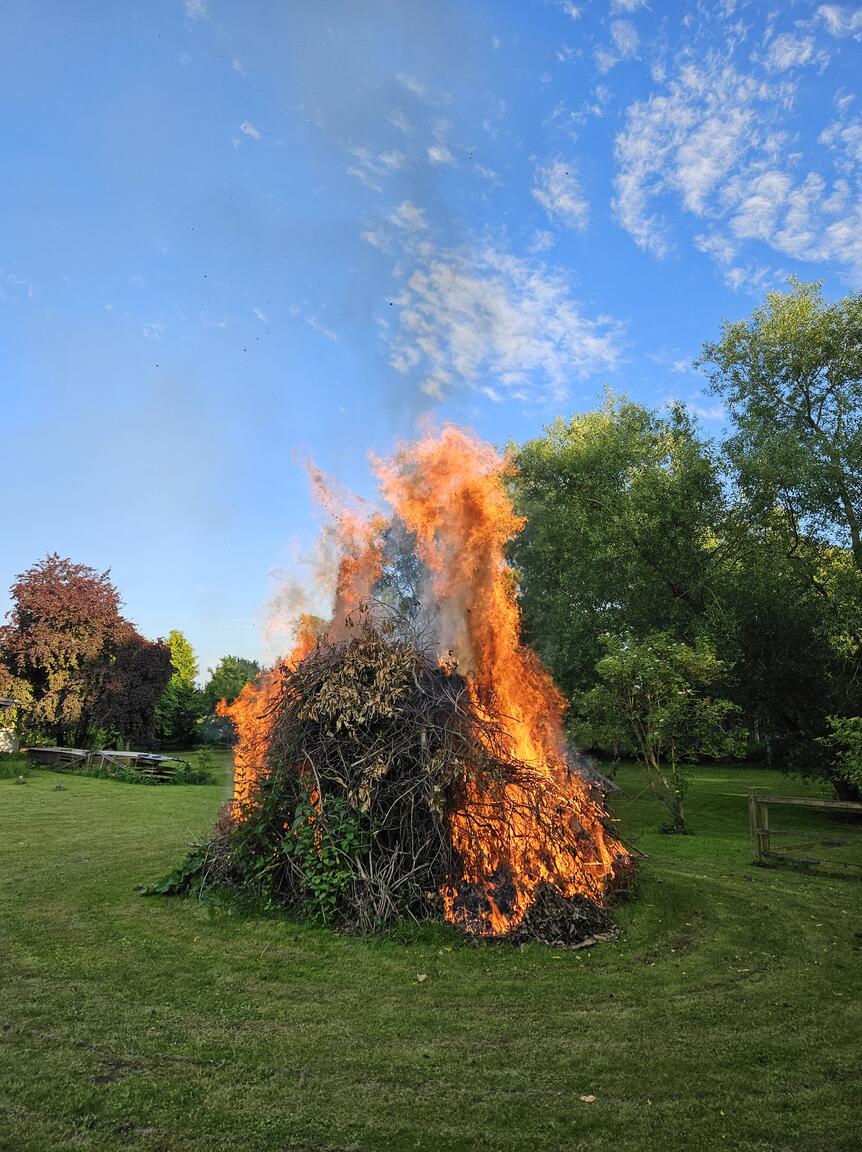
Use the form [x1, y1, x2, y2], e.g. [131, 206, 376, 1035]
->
[155, 630, 205, 747]
[0, 553, 170, 746]
[203, 655, 261, 711]
[511, 283, 862, 801]
[166, 629, 198, 685]
[577, 633, 743, 832]
[511, 394, 724, 700]
[698, 279, 862, 575]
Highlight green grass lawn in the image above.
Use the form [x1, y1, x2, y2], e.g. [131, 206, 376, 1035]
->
[1, 753, 860, 1152]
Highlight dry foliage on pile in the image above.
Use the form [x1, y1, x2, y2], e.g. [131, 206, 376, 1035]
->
[156, 612, 619, 943]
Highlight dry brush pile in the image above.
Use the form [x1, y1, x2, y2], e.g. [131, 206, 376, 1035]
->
[150, 612, 625, 946]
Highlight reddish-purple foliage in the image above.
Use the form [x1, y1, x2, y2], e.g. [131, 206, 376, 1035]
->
[0, 553, 172, 745]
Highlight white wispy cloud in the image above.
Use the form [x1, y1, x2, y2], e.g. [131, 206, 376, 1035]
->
[396, 73, 426, 97]
[595, 18, 640, 72]
[695, 231, 781, 294]
[240, 120, 261, 141]
[0, 270, 37, 302]
[347, 165, 383, 192]
[595, 47, 618, 73]
[379, 150, 405, 170]
[346, 145, 406, 192]
[388, 244, 622, 402]
[611, 0, 646, 11]
[759, 32, 826, 72]
[611, 19, 640, 57]
[143, 321, 164, 340]
[558, 2, 582, 18]
[428, 143, 455, 165]
[689, 401, 726, 422]
[390, 200, 429, 232]
[816, 4, 862, 38]
[820, 115, 862, 171]
[361, 228, 390, 251]
[614, 58, 862, 281]
[532, 159, 589, 229]
[184, 0, 208, 20]
[614, 64, 759, 256]
[289, 305, 338, 343]
[530, 230, 556, 253]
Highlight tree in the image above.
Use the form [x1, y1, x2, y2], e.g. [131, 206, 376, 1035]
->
[709, 521, 856, 777]
[0, 554, 166, 746]
[578, 633, 743, 833]
[699, 281, 862, 795]
[819, 716, 862, 795]
[91, 635, 173, 747]
[698, 279, 862, 576]
[155, 631, 204, 748]
[202, 656, 261, 711]
[166, 629, 198, 685]
[512, 394, 725, 699]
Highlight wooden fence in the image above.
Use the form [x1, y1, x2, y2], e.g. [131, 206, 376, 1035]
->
[748, 790, 862, 870]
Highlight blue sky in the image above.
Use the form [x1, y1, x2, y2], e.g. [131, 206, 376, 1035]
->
[2, 0, 860, 679]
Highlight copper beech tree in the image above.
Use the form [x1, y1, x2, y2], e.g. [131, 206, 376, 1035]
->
[0, 553, 171, 746]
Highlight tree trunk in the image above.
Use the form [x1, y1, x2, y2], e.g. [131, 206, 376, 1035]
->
[833, 777, 861, 804]
[643, 752, 689, 833]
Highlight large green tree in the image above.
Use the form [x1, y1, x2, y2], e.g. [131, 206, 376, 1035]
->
[698, 279, 862, 576]
[202, 655, 261, 711]
[155, 630, 204, 748]
[165, 629, 198, 684]
[700, 281, 862, 795]
[511, 394, 725, 700]
[92, 635, 173, 748]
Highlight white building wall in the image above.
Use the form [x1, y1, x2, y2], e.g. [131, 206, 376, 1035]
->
[0, 728, 19, 754]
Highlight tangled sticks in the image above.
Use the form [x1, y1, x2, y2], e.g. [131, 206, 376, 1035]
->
[176, 612, 621, 943]
[250, 614, 510, 931]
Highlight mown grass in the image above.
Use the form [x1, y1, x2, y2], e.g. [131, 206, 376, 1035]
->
[1, 754, 859, 1152]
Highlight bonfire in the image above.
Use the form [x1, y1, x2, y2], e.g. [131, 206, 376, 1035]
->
[156, 427, 631, 945]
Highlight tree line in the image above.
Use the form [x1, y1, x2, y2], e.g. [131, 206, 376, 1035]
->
[0, 553, 259, 750]
[511, 280, 861, 827]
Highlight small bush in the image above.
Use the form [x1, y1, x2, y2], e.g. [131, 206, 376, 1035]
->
[173, 749, 215, 785]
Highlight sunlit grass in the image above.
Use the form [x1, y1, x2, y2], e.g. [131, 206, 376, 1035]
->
[1, 755, 859, 1151]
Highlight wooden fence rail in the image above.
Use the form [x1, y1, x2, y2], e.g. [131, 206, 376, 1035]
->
[748, 789, 862, 868]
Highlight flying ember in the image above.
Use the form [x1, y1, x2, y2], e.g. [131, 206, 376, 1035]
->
[217, 426, 630, 940]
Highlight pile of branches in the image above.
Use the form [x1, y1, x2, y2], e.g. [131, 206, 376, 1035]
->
[151, 612, 619, 943]
[177, 615, 506, 929]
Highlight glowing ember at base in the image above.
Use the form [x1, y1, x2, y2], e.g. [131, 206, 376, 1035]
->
[183, 427, 631, 940]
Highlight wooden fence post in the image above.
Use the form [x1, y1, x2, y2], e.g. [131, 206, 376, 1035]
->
[749, 790, 760, 862]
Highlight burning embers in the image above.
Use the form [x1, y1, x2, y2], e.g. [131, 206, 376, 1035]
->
[207, 427, 630, 941]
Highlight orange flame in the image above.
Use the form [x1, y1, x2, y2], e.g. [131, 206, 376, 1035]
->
[221, 485, 384, 811]
[224, 425, 626, 932]
[375, 426, 623, 934]
[218, 615, 319, 809]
